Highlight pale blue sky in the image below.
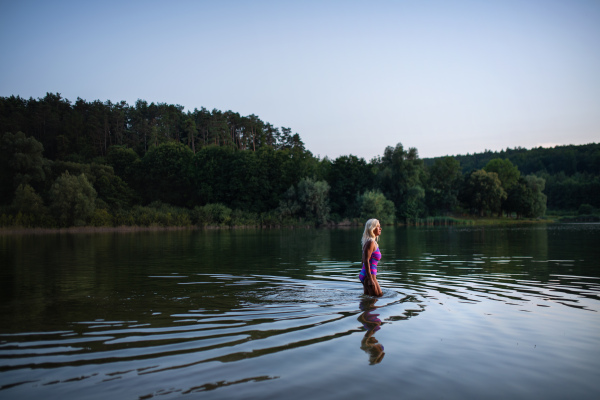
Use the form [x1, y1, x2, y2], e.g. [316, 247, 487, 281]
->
[1, 0, 598, 160]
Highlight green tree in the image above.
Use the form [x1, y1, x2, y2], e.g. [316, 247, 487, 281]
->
[106, 145, 140, 181]
[184, 117, 198, 154]
[400, 185, 425, 223]
[426, 156, 461, 215]
[327, 155, 373, 218]
[11, 184, 48, 225]
[524, 175, 547, 218]
[255, 146, 299, 211]
[377, 143, 425, 222]
[484, 158, 520, 216]
[90, 163, 137, 210]
[505, 175, 546, 218]
[505, 180, 529, 218]
[297, 177, 330, 225]
[50, 171, 97, 226]
[192, 146, 260, 210]
[0, 132, 48, 203]
[357, 190, 395, 224]
[462, 169, 506, 217]
[139, 142, 194, 206]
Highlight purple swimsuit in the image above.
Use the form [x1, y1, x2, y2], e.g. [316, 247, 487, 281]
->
[359, 246, 381, 282]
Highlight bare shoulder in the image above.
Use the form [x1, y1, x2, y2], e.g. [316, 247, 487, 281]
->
[368, 239, 377, 252]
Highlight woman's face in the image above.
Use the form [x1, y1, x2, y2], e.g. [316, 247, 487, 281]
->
[373, 223, 382, 237]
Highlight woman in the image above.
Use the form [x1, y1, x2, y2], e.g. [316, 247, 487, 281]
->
[359, 218, 383, 297]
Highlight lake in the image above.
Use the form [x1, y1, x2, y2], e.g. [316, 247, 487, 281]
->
[1, 224, 599, 399]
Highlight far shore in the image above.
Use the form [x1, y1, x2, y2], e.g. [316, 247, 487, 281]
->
[0, 225, 197, 235]
[0, 217, 558, 235]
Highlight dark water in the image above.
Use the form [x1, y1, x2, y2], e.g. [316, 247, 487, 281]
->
[1, 224, 599, 399]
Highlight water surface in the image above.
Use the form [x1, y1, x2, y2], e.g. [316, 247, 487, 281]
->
[1, 224, 599, 399]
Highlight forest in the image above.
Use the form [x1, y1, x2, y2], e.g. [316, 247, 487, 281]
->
[1, 93, 598, 228]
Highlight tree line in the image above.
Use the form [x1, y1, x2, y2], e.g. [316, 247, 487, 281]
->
[0, 93, 305, 161]
[428, 144, 600, 211]
[1, 93, 595, 228]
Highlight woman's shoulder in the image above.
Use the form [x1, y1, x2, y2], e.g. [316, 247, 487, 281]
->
[367, 238, 378, 250]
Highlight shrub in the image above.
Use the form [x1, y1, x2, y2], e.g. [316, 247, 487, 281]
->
[91, 209, 114, 227]
[11, 184, 49, 225]
[113, 209, 135, 226]
[578, 204, 594, 215]
[192, 203, 232, 225]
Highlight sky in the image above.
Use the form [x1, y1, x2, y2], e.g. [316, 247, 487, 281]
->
[1, 0, 599, 160]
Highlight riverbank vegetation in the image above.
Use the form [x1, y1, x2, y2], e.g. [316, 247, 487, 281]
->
[1, 93, 598, 229]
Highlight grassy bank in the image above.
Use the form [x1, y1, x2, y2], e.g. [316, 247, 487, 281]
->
[556, 215, 600, 223]
[412, 216, 475, 226]
[409, 215, 557, 226]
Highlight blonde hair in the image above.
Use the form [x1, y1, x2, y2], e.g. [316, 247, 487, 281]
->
[361, 218, 380, 249]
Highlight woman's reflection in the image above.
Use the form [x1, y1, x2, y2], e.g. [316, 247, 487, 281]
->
[358, 297, 385, 365]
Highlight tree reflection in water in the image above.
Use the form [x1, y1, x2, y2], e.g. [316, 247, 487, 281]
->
[358, 297, 385, 365]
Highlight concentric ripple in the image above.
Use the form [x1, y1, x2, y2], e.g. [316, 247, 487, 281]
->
[0, 273, 424, 396]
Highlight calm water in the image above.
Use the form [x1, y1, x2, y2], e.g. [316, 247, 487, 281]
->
[1, 224, 599, 399]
